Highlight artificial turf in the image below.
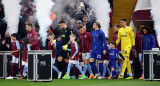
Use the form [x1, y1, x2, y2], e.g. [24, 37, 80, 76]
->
[0, 79, 160, 86]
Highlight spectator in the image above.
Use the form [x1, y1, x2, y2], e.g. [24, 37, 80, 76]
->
[73, 6, 86, 21]
[88, 10, 96, 25]
[0, 31, 11, 51]
[64, 3, 74, 17]
[69, 19, 77, 32]
[69, 19, 79, 38]
[18, 10, 28, 40]
[77, 20, 83, 28]
[0, 4, 4, 21]
[82, 15, 92, 32]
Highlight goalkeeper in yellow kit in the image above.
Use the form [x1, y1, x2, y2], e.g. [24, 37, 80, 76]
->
[116, 18, 135, 79]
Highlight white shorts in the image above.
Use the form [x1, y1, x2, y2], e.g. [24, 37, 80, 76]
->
[103, 60, 109, 65]
[52, 58, 56, 65]
[12, 56, 19, 64]
[82, 53, 90, 60]
[22, 61, 28, 66]
[139, 53, 142, 63]
[79, 62, 84, 67]
[69, 60, 79, 64]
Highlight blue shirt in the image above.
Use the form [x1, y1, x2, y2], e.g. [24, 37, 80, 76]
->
[142, 34, 156, 51]
[109, 48, 120, 60]
[56, 40, 63, 55]
[91, 29, 107, 53]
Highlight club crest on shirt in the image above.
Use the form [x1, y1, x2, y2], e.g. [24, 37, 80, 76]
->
[148, 39, 150, 42]
[125, 31, 128, 34]
[84, 35, 87, 38]
[96, 35, 99, 38]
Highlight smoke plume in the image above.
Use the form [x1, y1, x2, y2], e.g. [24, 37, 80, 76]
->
[2, 0, 21, 34]
[35, 0, 54, 46]
[150, 0, 160, 46]
[89, 0, 111, 37]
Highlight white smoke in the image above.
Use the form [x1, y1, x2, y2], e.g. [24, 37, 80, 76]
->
[2, 0, 21, 34]
[35, 0, 54, 46]
[89, 0, 111, 37]
[150, 0, 160, 46]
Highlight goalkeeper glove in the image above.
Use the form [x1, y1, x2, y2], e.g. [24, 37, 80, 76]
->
[51, 40, 56, 46]
[63, 44, 68, 51]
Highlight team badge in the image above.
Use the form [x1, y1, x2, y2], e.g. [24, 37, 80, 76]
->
[148, 39, 150, 42]
[97, 35, 99, 38]
[125, 31, 128, 34]
[84, 35, 87, 38]
[97, 54, 101, 58]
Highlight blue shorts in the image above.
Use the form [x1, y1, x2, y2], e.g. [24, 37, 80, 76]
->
[141, 54, 143, 63]
[109, 60, 117, 68]
[90, 51, 103, 61]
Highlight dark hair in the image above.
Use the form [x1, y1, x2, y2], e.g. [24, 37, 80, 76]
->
[47, 32, 53, 36]
[59, 20, 65, 24]
[22, 37, 29, 45]
[121, 18, 127, 21]
[94, 21, 101, 28]
[11, 33, 18, 39]
[140, 24, 145, 26]
[83, 15, 88, 18]
[110, 41, 116, 46]
[78, 26, 84, 30]
[106, 37, 108, 41]
[26, 23, 32, 27]
[141, 26, 152, 35]
[114, 24, 119, 28]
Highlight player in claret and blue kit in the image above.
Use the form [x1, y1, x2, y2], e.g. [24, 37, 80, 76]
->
[63, 34, 86, 79]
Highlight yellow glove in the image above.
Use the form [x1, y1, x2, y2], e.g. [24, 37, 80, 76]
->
[51, 40, 56, 46]
[63, 44, 68, 51]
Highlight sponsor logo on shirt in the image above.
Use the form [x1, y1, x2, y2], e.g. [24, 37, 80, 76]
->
[110, 53, 114, 55]
[121, 35, 127, 37]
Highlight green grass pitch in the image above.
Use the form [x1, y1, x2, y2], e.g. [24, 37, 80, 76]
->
[0, 79, 160, 86]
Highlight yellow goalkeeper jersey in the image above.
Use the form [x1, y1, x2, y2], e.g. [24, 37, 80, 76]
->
[116, 26, 135, 51]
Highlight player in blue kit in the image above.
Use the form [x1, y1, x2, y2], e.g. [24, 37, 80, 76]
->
[89, 22, 107, 79]
[108, 42, 125, 79]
